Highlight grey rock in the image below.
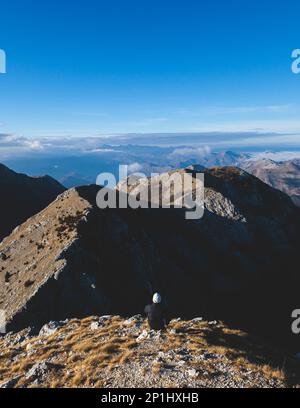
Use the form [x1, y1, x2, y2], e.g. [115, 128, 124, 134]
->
[124, 314, 143, 325]
[90, 321, 101, 331]
[26, 361, 50, 381]
[187, 369, 198, 378]
[137, 329, 162, 342]
[170, 318, 181, 324]
[137, 330, 149, 342]
[25, 361, 63, 383]
[177, 348, 189, 355]
[91, 315, 115, 330]
[99, 315, 113, 322]
[202, 351, 221, 360]
[39, 321, 65, 336]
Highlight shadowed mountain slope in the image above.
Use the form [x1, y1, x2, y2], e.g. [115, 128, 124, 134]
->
[0, 163, 65, 241]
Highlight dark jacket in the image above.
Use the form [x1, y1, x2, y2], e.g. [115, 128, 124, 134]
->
[144, 303, 167, 330]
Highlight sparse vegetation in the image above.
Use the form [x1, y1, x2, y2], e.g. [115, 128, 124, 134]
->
[1, 253, 9, 261]
[36, 243, 44, 250]
[0, 316, 298, 388]
[5, 271, 11, 283]
[55, 213, 83, 239]
[24, 279, 35, 288]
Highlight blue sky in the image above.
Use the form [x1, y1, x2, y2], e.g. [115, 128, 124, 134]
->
[0, 0, 300, 139]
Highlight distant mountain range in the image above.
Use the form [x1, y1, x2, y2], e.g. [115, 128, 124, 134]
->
[3, 149, 300, 208]
[241, 159, 300, 207]
[0, 163, 65, 241]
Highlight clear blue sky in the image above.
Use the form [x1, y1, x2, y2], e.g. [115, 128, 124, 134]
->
[1, 0, 300, 137]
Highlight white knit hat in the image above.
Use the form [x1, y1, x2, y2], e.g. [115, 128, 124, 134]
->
[152, 293, 162, 304]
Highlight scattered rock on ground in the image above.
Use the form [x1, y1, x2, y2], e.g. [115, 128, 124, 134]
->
[39, 321, 66, 336]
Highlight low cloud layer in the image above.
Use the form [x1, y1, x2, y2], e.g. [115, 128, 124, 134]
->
[1, 131, 300, 160]
[170, 146, 211, 160]
[0, 134, 116, 159]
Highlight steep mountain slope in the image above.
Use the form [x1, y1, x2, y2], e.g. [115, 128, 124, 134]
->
[0, 163, 65, 241]
[241, 159, 300, 206]
[0, 166, 299, 349]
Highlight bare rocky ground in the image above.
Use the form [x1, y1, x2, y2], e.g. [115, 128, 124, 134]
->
[1, 315, 299, 388]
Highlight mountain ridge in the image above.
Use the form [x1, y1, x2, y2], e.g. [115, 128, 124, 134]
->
[0, 166, 299, 351]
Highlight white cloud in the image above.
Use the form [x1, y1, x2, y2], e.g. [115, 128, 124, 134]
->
[85, 148, 120, 153]
[170, 145, 211, 159]
[127, 162, 143, 173]
[178, 104, 296, 117]
[1, 130, 300, 160]
[24, 140, 44, 150]
[0, 134, 123, 158]
[0, 133, 45, 158]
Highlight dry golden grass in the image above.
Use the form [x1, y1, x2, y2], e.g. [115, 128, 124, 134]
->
[261, 364, 286, 380]
[152, 361, 163, 375]
[0, 317, 130, 387]
[0, 316, 297, 388]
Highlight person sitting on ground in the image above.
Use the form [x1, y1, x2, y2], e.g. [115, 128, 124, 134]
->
[144, 292, 167, 330]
